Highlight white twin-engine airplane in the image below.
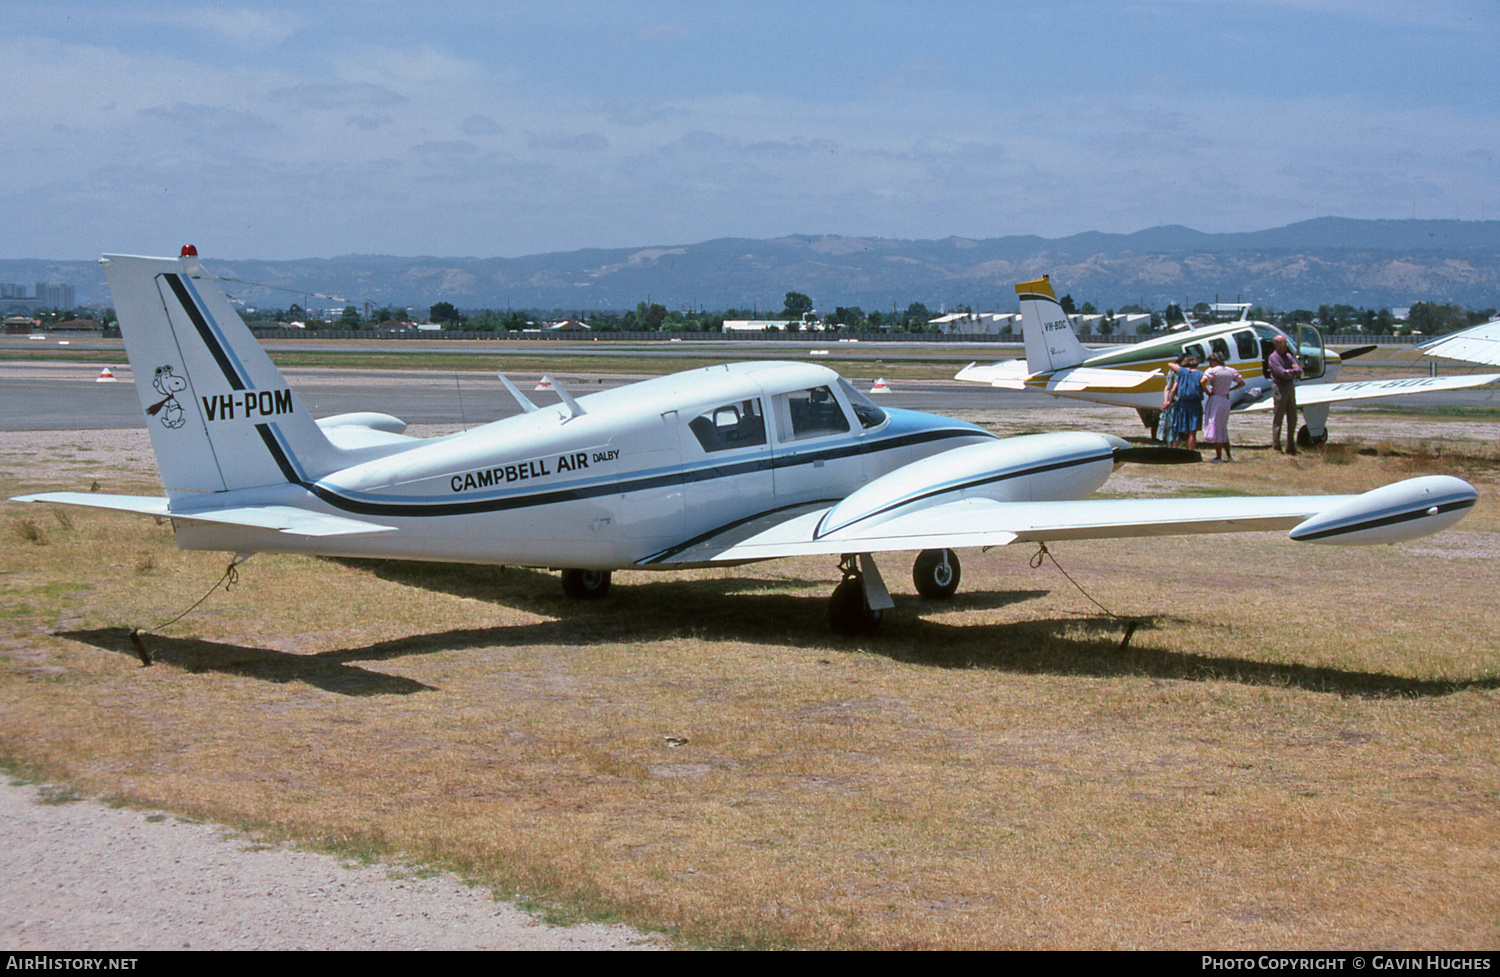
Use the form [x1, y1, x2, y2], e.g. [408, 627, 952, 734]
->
[956, 277, 1500, 447]
[9, 249, 1482, 635]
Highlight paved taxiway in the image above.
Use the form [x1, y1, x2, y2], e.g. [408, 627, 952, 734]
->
[1, 360, 1039, 431]
[3, 355, 1494, 432]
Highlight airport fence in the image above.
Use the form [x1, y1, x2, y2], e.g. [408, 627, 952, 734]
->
[242, 328, 1430, 345]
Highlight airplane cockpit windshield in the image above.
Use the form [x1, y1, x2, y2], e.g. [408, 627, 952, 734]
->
[838, 378, 888, 430]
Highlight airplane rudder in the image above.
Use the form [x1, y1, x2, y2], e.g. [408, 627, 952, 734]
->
[1016, 276, 1088, 372]
[102, 252, 336, 493]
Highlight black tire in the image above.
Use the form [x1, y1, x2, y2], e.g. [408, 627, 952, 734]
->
[1296, 424, 1327, 448]
[828, 578, 882, 636]
[560, 568, 611, 600]
[912, 548, 961, 599]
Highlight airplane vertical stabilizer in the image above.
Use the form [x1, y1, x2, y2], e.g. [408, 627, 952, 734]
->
[1017, 276, 1090, 374]
[101, 250, 339, 502]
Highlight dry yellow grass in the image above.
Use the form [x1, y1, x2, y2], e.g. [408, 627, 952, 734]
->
[2, 412, 1498, 949]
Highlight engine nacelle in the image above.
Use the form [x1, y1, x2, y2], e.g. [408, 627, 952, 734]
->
[815, 432, 1126, 539]
[316, 412, 409, 435]
[1290, 475, 1477, 545]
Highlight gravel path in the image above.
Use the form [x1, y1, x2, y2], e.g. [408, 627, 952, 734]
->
[0, 780, 665, 950]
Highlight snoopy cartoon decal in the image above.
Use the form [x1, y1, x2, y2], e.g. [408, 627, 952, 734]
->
[146, 364, 186, 429]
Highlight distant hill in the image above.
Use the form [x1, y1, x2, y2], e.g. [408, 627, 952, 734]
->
[9, 217, 1500, 314]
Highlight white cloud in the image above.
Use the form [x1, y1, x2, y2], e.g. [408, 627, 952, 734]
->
[181, 8, 299, 47]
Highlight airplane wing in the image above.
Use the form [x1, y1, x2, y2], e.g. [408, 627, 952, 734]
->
[1239, 373, 1500, 410]
[955, 361, 1160, 392]
[11, 493, 397, 537]
[641, 494, 1343, 565]
[638, 434, 1476, 566]
[1417, 320, 1500, 366]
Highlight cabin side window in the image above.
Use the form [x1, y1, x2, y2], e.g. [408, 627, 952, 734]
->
[1234, 330, 1258, 360]
[773, 386, 851, 442]
[689, 399, 767, 453]
[1209, 338, 1232, 361]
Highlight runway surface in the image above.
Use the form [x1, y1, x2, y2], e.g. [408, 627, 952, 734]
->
[3, 358, 1494, 432]
[1, 360, 1037, 430]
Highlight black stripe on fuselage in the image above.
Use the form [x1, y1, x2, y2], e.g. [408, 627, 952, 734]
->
[161, 273, 246, 391]
[256, 423, 984, 519]
[1290, 498, 1475, 541]
[257, 424, 301, 483]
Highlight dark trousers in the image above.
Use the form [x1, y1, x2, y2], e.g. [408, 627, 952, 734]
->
[1272, 382, 1297, 452]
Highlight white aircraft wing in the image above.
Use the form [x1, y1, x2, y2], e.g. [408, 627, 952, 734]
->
[1239, 373, 1500, 410]
[955, 360, 1033, 389]
[640, 447, 1476, 564]
[646, 495, 1341, 564]
[13, 493, 397, 538]
[1417, 320, 1500, 366]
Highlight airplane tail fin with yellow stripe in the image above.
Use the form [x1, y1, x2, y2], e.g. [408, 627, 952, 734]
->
[1017, 275, 1091, 374]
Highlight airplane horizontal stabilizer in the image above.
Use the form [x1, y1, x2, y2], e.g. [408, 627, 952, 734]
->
[955, 360, 1033, 389]
[1240, 373, 1500, 410]
[11, 492, 396, 538]
[1044, 367, 1161, 392]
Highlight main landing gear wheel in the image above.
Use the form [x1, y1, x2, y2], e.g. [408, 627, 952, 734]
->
[829, 578, 882, 636]
[912, 548, 961, 599]
[1296, 424, 1327, 448]
[560, 568, 611, 599]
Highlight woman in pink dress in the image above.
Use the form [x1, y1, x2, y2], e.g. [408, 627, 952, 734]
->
[1200, 352, 1245, 462]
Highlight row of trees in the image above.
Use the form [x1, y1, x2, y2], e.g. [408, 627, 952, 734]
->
[233, 292, 1499, 338]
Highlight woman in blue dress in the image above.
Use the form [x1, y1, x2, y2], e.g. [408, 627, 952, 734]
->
[1168, 355, 1204, 451]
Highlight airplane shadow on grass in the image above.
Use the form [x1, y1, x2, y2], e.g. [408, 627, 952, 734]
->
[61, 559, 1500, 700]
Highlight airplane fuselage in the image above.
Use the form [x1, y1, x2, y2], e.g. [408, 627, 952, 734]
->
[1031, 320, 1338, 412]
[171, 363, 997, 570]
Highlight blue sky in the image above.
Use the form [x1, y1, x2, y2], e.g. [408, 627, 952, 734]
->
[4, 0, 1496, 259]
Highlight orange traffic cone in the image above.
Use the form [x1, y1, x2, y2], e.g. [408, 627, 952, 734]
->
[96, 366, 117, 383]
[869, 377, 891, 394]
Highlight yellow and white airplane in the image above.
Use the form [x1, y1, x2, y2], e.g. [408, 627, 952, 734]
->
[957, 277, 1500, 446]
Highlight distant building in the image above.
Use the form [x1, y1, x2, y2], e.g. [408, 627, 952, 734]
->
[35, 282, 75, 308]
[1210, 302, 1252, 320]
[929, 312, 1019, 335]
[547, 319, 591, 331]
[723, 318, 822, 332]
[51, 318, 102, 333]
